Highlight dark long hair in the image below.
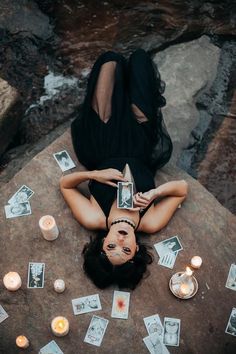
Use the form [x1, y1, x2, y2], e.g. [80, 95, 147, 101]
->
[82, 231, 153, 290]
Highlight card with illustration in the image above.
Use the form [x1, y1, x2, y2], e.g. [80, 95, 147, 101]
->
[84, 315, 109, 347]
[154, 236, 183, 257]
[111, 290, 130, 319]
[27, 262, 45, 288]
[158, 252, 178, 269]
[72, 294, 102, 315]
[0, 305, 9, 324]
[8, 185, 34, 205]
[144, 314, 164, 340]
[117, 182, 133, 209]
[225, 307, 236, 337]
[39, 340, 64, 354]
[53, 150, 76, 172]
[143, 333, 170, 354]
[5, 202, 32, 219]
[163, 317, 181, 347]
[225, 264, 236, 291]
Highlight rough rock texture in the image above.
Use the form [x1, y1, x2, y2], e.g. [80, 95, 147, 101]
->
[0, 78, 21, 157]
[0, 131, 235, 354]
[153, 35, 221, 164]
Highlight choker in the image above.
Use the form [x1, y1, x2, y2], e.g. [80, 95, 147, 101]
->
[110, 218, 136, 230]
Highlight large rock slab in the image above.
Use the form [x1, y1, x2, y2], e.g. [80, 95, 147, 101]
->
[0, 131, 235, 353]
[0, 78, 21, 157]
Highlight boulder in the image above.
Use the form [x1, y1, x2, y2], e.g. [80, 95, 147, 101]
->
[0, 78, 21, 157]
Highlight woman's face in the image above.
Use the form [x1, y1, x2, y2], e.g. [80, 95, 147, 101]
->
[102, 222, 138, 265]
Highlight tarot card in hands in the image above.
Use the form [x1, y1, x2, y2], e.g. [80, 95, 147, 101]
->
[111, 290, 130, 319]
[143, 333, 170, 354]
[84, 315, 109, 347]
[72, 294, 102, 315]
[8, 185, 34, 205]
[0, 305, 9, 324]
[27, 262, 45, 288]
[53, 150, 76, 172]
[39, 340, 64, 354]
[117, 182, 133, 209]
[225, 308, 236, 336]
[144, 314, 164, 340]
[225, 264, 236, 291]
[4, 202, 32, 219]
[154, 235, 183, 269]
[163, 317, 181, 347]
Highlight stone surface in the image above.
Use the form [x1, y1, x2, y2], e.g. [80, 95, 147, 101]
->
[153, 35, 221, 164]
[0, 78, 21, 157]
[0, 131, 235, 353]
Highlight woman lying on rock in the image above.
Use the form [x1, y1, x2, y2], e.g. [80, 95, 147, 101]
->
[60, 49, 188, 289]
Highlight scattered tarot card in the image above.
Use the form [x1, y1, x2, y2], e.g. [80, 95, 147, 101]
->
[225, 308, 236, 337]
[163, 317, 181, 347]
[225, 264, 236, 291]
[143, 333, 170, 354]
[84, 315, 109, 347]
[158, 252, 178, 269]
[27, 262, 45, 288]
[117, 182, 133, 209]
[0, 305, 9, 324]
[72, 294, 102, 315]
[4, 202, 32, 219]
[144, 314, 164, 340]
[154, 236, 183, 257]
[39, 340, 64, 354]
[8, 185, 34, 205]
[53, 150, 76, 172]
[111, 290, 130, 319]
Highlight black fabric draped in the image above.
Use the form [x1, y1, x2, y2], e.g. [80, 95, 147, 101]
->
[71, 49, 173, 217]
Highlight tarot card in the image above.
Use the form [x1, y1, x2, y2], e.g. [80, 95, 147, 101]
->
[158, 252, 178, 269]
[154, 236, 183, 258]
[225, 308, 236, 336]
[4, 202, 32, 219]
[53, 150, 76, 172]
[39, 340, 64, 354]
[143, 333, 170, 354]
[225, 264, 236, 291]
[8, 185, 34, 205]
[84, 315, 109, 347]
[163, 317, 181, 347]
[117, 182, 133, 209]
[111, 290, 130, 319]
[27, 262, 45, 288]
[72, 294, 102, 315]
[0, 305, 9, 324]
[144, 314, 164, 339]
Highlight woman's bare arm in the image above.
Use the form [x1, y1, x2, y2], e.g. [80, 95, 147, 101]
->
[139, 180, 188, 233]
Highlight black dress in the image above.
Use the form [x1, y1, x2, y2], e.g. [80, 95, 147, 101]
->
[71, 49, 172, 218]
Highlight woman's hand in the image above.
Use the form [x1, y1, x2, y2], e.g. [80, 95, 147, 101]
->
[133, 189, 157, 209]
[91, 168, 126, 187]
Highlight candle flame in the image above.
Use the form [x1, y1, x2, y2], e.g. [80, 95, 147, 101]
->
[185, 266, 193, 276]
[58, 321, 64, 329]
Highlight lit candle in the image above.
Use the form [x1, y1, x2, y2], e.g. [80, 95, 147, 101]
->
[16, 335, 29, 349]
[51, 316, 69, 337]
[185, 266, 193, 276]
[191, 256, 202, 269]
[179, 283, 190, 296]
[3, 272, 22, 291]
[39, 215, 59, 241]
[54, 279, 65, 293]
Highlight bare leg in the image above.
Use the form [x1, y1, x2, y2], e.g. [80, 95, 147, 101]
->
[131, 103, 148, 124]
[92, 61, 117, 123]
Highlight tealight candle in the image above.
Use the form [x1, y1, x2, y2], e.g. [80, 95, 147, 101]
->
[51, 316, 69, 337]
[39, 215, 59, 241]
[54, 279, 65, 293]
[191, 256, 202, 269]
[3, 272, 22, 291]
[179, 283, 190, 296]
[16, 335, 29, 349]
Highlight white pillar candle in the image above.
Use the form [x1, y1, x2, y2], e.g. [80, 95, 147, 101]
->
[16, 335, 29, 349]
[191, 256, 202, 269]
[39, 215, 59, 241]
[51, 316, 69, 337]
[54, 279, 65, 293]
[3, 272, 22, 291]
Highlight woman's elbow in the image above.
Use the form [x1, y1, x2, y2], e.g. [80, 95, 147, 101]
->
[59, 176, 65, 191]
[180, 179, 188, 197]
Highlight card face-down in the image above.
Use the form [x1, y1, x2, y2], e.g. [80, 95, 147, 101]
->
[163, 317, 181, 347]
[117, 182, 133, 209]
[84, 315, 109, 347]
[72, 294, 102, 315]
[111, 290, 130, 319]
[27, 262, 45, 288]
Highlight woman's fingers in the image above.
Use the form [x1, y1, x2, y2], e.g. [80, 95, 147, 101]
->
[106, 181, 118, 187]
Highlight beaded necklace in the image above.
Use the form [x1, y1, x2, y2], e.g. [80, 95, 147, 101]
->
[110, 218, 136, 230]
